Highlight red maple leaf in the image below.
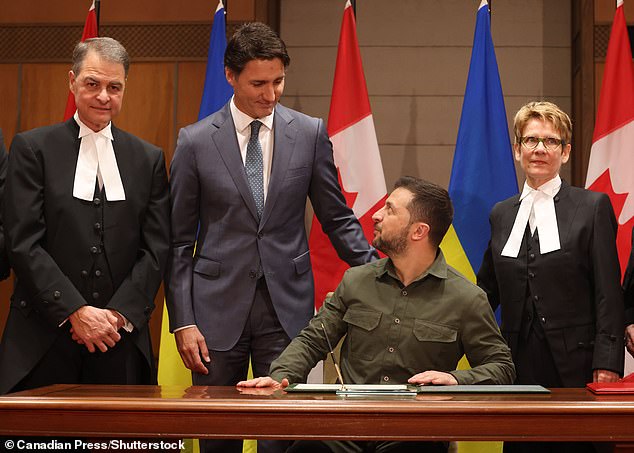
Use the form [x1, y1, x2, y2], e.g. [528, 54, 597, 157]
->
[588, 169, 634, 278]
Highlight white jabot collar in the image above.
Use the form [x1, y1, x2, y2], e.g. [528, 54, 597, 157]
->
[501, 175, 561, 258]
[72, 112, 125, 201]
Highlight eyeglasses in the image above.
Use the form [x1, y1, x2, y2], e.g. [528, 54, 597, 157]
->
[519, 136, 565, 151]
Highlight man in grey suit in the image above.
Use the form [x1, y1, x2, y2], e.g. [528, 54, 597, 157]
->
[165, 22, 377, 453]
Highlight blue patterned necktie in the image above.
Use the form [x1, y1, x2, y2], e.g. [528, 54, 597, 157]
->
[245, 120, 265, 218]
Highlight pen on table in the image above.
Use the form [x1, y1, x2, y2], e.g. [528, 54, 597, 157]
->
[320, 322, 346, 390]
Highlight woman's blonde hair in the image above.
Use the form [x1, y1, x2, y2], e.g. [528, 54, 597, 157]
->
[513, 101, 572, 145]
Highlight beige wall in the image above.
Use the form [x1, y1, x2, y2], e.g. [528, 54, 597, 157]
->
[280, 0, 572, 190]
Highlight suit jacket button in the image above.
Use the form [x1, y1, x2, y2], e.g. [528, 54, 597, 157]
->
[92, 292, 100, 300]
[95, 269, 102, 278]
[19, 300, 27, 308]
[249, 270, 257, 279]
[93, 197, 101, 206]
[257, 232, 263, 239]
[42, 300, 49, 305]
[53, 291, 61, 300]
[81, 270, 89, 278]
[94, 222, 101, 231]
[90, 246, 100, 254]
[144, 306, 151, 314]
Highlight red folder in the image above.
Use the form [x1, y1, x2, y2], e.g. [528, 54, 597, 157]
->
[586, 372, 634, 394]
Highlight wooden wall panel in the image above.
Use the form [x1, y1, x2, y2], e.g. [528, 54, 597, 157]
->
[19, 63, 70, 133]
[175, 62, 207, 159]
[116, 62, 176, 154]
[595, 0, 634, 22]
[0, 65, 20, 143]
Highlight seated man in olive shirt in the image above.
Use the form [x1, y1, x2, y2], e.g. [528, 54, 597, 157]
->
[238, 176, 515, 453]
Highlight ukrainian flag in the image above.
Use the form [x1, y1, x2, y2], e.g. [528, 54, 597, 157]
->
[440, 2, 518, 452]
[443, 0, 517, 299]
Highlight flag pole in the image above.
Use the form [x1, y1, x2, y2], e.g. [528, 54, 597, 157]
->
[222, 0, 227, 14]
[95, 0, 101, 34]
[351, 0, 356, 17]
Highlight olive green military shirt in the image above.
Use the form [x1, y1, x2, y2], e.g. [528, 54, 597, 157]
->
[270, 251, 515, 385]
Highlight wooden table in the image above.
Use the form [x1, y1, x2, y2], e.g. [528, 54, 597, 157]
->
[0, 385, 633, 450]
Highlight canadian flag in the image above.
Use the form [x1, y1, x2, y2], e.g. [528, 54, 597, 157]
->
[586, 0, 634, 277]
[64, 0, 99, 120]
[308, 0, 387, 310]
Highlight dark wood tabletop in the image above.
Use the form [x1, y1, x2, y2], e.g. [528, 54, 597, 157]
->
[1, 385, 633, 447]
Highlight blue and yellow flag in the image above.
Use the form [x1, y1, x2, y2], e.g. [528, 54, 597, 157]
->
[441, 2, 518, 452]
[198, 1, 233, 120]
[443, 0, 517, 286]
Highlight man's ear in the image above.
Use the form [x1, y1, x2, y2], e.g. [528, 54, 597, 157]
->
[225, 67, 236, 87]
[69, 70, 76, 93]
[411, 222, 430, 242]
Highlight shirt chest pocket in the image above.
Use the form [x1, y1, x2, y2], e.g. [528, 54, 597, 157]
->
[343, 307, 382, 361]
[405, 319, 460, 371]
[413, 320, 457, 343]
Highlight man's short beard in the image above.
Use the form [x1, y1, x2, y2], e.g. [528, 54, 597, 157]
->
[373, 229, 408, 256]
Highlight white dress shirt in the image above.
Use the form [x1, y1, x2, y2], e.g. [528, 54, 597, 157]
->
[229, 97, 275, 200]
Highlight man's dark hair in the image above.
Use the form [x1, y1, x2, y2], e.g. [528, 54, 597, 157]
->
[225, 22, 290, 75]
[393, 176, 453, 248]
[72, 37, 130, 78]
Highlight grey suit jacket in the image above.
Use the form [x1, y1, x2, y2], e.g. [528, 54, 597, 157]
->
[165, 103, 376, 350]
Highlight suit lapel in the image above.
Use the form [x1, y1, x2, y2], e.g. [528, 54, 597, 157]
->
[261, 106, 296, 227]
[110, 125, 127, 189]
[66, 118, 82, 158]
[501, 195, 523, 244]
[553, 181, 574, 245]
[211, 105, 260, 222]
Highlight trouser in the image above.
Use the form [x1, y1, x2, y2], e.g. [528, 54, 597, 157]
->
[508, 319, 596, 453]
[8, 328, 157, 452]
[192, 278, 292, 453]
[13, 328, 148, 391]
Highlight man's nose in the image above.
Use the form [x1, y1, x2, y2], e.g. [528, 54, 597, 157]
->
[96, 87, 109, 103]
[262, 85, 276, 101]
